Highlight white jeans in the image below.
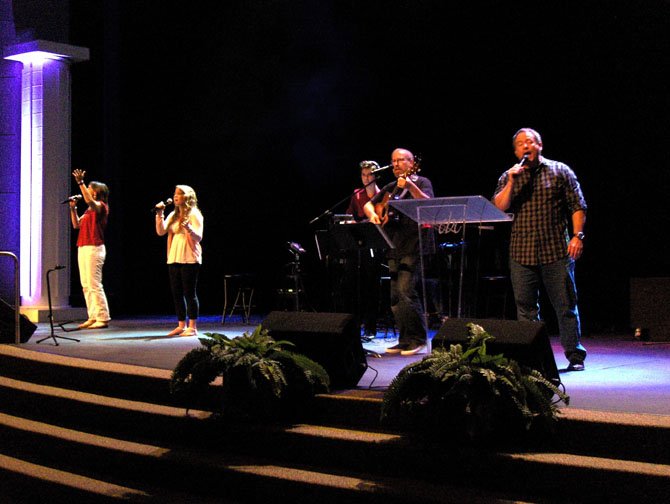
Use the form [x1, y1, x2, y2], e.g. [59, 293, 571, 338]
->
[78, 244, 111, 322]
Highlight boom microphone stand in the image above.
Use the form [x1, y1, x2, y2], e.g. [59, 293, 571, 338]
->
[37, 266, 80, 346]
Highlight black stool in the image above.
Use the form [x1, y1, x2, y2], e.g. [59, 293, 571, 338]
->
[222, 273, 255, 324]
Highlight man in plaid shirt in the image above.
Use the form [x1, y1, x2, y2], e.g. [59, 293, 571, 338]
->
[494, 128, 587, 371]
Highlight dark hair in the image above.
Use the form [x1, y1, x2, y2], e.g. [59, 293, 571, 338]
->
[359, 160, 379, 172]
[89, 181, 109, 203]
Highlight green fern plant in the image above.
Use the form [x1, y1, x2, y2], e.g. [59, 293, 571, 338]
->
[381, 323, 569, 444]
[171, 325, 330, 419]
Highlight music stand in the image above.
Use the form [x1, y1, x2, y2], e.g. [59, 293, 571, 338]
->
[329, 222, 394, 358]
[390, 196, 512, 349]
[37, 266, 80, 346]
[328, 221, 394, 252]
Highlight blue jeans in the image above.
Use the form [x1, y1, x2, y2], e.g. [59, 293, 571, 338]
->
[509, 257, 587, 362]
[388, 254, 426, 347]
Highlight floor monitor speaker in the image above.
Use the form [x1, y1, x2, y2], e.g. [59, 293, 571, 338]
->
[0, 299, 37, 343]
[630, 277, 670, 341]
[433, 317, 559, 385]
[262, 311, 366, 389]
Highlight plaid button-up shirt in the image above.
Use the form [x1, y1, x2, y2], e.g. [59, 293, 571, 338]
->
[494, 157, 587, 266]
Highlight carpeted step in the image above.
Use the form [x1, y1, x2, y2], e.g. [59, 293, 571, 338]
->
[3, 343, 670, 502]
[556, 408, 670, 465]
[0, 413, 521, 504]
[4, 344, 670, 467]
[313, 389, 670, 466]
[0, 452, 240, 503]
[2, 406, 670, 503]
[0, 452, 150, 502]
[0, 345, 220, 410]
[0, 375, 212, 445]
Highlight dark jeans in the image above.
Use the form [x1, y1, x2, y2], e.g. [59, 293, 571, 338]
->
[388, 254, 426, 346]
[509, 257, 586, 363]
[168, 263, 200, 321]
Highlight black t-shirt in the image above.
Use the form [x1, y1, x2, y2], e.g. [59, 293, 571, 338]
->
[371, 175, 434, 257]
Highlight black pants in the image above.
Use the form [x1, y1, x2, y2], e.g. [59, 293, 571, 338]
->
[332, 250, 381, 334]
[168, 263, 200, 321]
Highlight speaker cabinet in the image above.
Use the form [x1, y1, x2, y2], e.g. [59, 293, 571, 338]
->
[262, 311, 367, 389]
[0, 299, 37, 343]
[630, 277, 670, 341]
[433, 318, 559, 384]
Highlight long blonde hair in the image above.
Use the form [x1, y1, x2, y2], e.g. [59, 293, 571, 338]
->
[167, 185, 199, 228]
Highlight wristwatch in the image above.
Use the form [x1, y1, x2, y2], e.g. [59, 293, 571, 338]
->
[574, 232, 585, 240]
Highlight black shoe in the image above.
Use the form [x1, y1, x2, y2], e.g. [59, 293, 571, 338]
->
[567, 361, 585, 372]
[385, 343, 409, 354]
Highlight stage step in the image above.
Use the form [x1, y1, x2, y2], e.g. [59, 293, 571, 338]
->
[0, 412, 520, 503]
[2, 344, 670, 502]
[0, 345, 220, 410]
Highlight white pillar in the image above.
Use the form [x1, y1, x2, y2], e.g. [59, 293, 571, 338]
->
[4, 40, 89, 323]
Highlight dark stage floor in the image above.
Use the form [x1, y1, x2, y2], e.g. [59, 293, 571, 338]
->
[9, 314, 670, 417]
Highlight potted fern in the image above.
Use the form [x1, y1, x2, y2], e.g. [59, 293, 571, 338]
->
[381, 323, 569, 445]
[170, 325, 330, 420]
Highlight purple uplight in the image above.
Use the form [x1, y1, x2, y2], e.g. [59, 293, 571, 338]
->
[4, 50, 68, 65]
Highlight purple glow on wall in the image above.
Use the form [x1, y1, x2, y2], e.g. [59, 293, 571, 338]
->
[19, 59, 46, 302]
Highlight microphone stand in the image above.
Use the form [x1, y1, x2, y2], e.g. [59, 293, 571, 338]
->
[308, 176, 387, 359]
[37, 266, 80, 346]
[308, 177, 382, 225]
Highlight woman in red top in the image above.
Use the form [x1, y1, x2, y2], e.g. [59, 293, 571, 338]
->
[69, 169, 111, 329]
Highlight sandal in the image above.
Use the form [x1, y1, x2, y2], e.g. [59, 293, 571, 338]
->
[78, 319, 96, 329]
[167, 326, 185, 336]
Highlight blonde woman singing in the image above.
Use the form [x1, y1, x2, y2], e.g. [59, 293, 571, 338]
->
[155, 185, 204, 336]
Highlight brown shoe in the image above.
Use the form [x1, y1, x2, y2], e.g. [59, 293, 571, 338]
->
[88, 321, 109, 329]
[78, 319, 95, 329]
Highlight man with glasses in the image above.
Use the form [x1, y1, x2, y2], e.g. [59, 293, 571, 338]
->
[364, 148, 433, 356]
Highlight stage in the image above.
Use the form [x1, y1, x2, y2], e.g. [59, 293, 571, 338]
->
[11, 314, 670, 417]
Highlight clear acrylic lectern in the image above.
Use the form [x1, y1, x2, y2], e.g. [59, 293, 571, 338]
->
[389, 196, 512, 350]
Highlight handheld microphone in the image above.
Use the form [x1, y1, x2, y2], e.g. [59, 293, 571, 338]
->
[519, 153, 530, 166]
[61, 195, 82, 204]
[370, 164, 392, 174]
[151, 198, 173, 213]
[287, 241, 306, 254]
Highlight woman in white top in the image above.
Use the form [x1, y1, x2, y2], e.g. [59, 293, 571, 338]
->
[155, 185, 204, 336]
